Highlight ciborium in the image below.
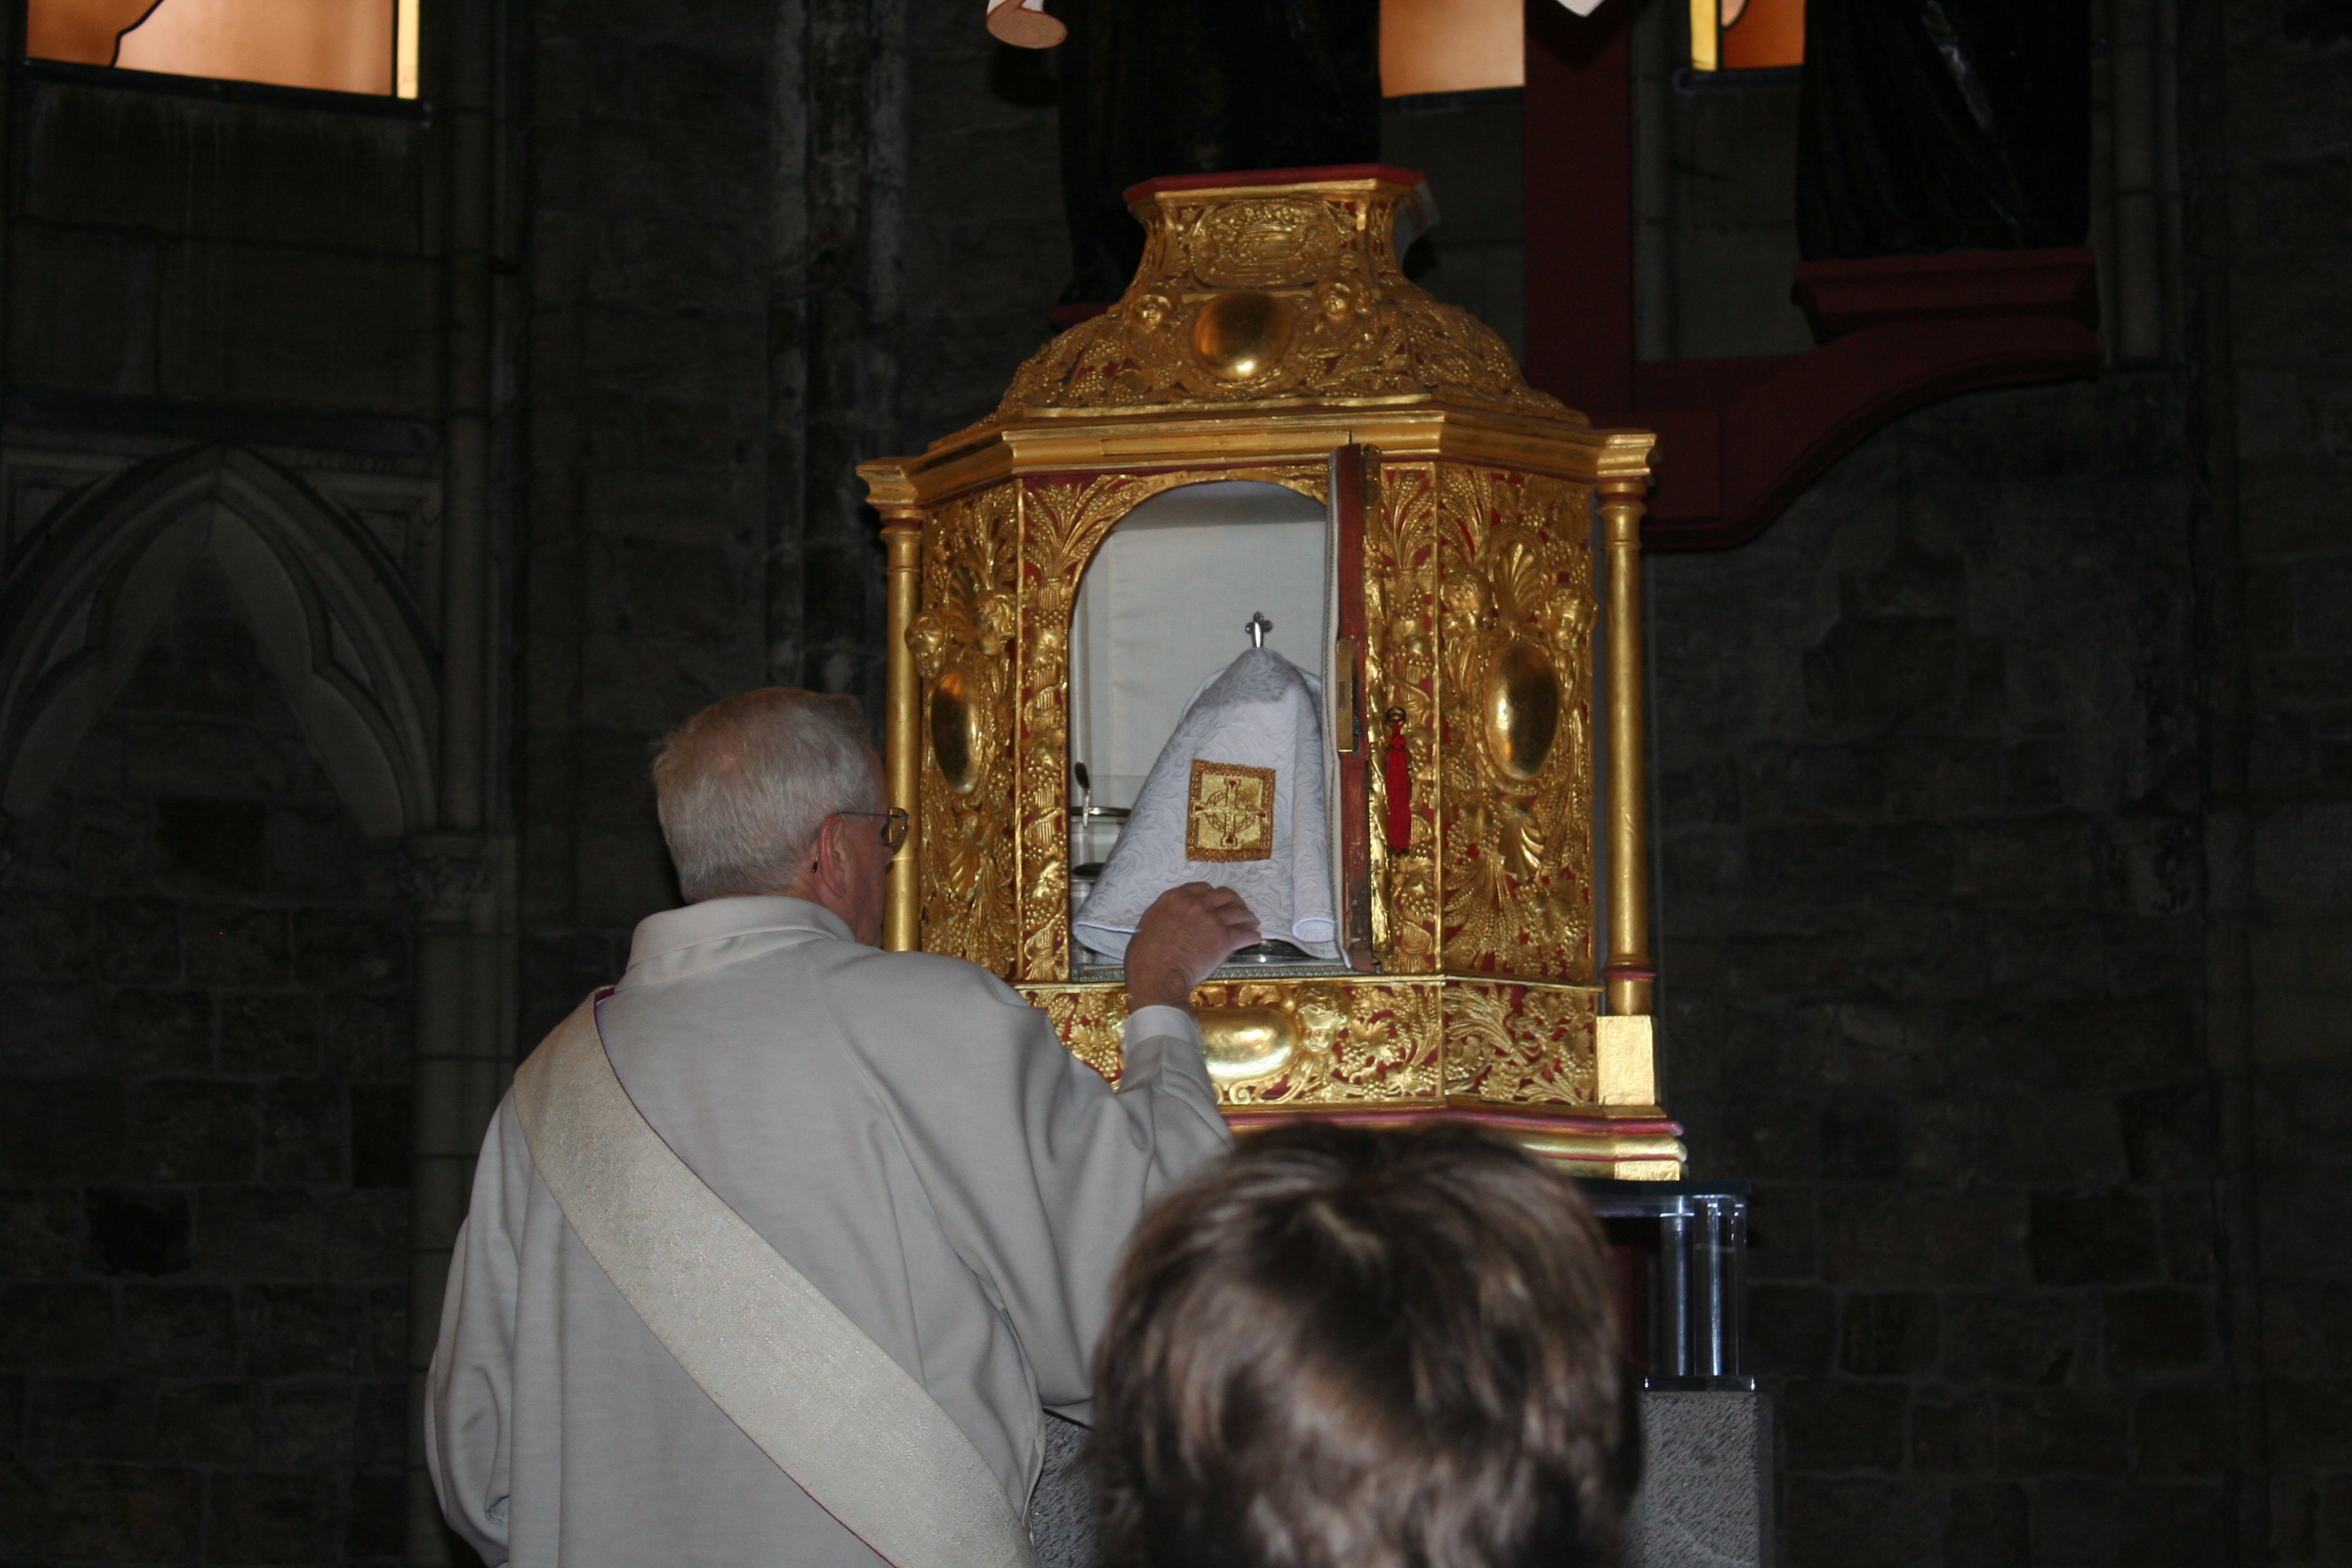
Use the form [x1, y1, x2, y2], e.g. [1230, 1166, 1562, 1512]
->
[858, 166, 1681, 1176]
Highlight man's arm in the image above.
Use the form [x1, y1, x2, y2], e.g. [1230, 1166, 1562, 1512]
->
[833, 884, 1257, 1424]
[1100, 881, 1261, 1264]
[1113, 881, 1261, 1149]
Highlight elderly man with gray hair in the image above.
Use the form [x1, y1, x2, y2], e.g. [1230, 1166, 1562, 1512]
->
[425, 688, 1257, 1568]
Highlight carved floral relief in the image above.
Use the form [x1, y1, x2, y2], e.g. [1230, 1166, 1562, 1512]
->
[1023, 975, 1592, 1109]
[1433, 466, 1596, 981]
[1441, 980, 1597, 1105]
[1209, 981, 1443, 1105]
[974, 181, 1571, 428]
[1025, 979, 1444, 1104]
[908, 484, 1021, 975]
[1363, 461, 1442, 972]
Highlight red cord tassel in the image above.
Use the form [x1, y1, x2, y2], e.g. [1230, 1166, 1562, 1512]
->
[1381, 708, 1412, 852]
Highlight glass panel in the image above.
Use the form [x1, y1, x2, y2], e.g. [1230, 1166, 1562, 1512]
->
[1380, 0, 1522, 97]
[1721, 0, 1803, 70]
[1688, 0, 1804, 72]
[24, 0, 152, 65]
[28, 0, 421, 98]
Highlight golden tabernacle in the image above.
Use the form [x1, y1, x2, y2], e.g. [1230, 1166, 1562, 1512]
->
[858, 165, 1683, 1177]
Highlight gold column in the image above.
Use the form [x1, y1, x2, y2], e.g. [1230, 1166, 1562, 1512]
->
[880, 511, 923, 952]
[1598, 477, 1655, 1018]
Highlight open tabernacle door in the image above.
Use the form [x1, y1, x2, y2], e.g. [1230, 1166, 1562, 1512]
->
[1327, 445, 1376, 972]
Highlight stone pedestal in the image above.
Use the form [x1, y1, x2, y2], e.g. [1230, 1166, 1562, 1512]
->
[1625, 1389, 1775, 1568]
[1032, 1411, 1098, 1568]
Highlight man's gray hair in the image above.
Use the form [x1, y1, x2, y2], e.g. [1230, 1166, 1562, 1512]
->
[651, 688, 880, 902]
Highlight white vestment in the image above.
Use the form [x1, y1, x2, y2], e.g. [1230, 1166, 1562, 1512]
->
[1074, 647, 1337, 961]
[425, 896, 1230, 1567]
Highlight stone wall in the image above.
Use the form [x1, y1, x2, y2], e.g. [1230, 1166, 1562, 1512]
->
[513, 0, 777, 1029]
[1384, 12, 2349, 1559]
[0, 564, 413, 1562]
[0, 49, 463, 1568]
[514, 0, 1067, 1044]
[3, 79, 437, 423]
[2190, 7, 2352, 1560]
[1651, 373, 2234, 1563]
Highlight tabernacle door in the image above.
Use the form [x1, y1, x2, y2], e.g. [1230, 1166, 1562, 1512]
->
[1326, 445, 1374, 972]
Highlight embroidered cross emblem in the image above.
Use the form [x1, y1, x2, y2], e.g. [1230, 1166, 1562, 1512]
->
[1186, 760, 1277, 862]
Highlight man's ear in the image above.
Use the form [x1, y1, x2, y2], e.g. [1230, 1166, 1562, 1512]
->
[807, 813, 834, 887]
[811, 812, 848, 890]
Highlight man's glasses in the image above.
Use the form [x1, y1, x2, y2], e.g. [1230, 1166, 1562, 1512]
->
[838, 808, 910, 851]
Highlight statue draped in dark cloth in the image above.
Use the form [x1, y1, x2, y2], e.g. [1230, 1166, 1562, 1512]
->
[1052, 0, 1381, 302]
[1797, 0, 2090, 258]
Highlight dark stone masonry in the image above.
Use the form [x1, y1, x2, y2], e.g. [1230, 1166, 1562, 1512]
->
[2, 565, 412, 1561]
[1653, 374, 2235, 1564]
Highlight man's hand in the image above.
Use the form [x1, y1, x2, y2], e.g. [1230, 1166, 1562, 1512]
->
[1125, 883, 1261, 1010]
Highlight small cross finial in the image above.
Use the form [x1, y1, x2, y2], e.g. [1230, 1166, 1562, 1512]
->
[1246, 612, 1272, 648]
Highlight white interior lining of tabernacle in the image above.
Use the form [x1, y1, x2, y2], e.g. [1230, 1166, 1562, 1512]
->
[1067, 478, 1346, 975]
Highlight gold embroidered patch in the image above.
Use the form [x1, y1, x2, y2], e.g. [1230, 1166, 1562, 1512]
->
[1186, 760, 1277, 862]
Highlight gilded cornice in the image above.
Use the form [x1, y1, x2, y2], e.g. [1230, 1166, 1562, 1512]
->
[1004, 170, 1566, 421]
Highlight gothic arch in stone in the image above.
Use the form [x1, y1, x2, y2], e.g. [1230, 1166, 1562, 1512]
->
[0, 443, 439, 837]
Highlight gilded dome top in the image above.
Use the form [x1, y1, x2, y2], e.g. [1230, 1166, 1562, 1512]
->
[967, 166, 1578, 434]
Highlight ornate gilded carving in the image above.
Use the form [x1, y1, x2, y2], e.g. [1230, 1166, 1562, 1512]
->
[1186, 760, 1276, 861]
[1023, 979, 1445, 1104]
[1029, 985, 1131, 1085]
[1441, 980, 1597, 1105]
[972, 176, 1571, 425]
[908, 485, 1021, 974]
[859, 166, 1669, 1169]
[1217, 982, 1442, 1105]
[1435, 466, 1597, 980]
[909, 463, 1605, 1106]
[1024, 976, 1593, 1109]
[1364, 462, 1443, 972]
[1012, 477, 1137, 983]
[1189, 196, 1344, 287]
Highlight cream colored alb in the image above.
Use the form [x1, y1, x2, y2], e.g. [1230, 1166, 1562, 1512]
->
[511, 994, 1039, 1568]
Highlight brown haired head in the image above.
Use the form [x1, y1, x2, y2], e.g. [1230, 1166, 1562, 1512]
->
[1092, 1121, 1639, 1568]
